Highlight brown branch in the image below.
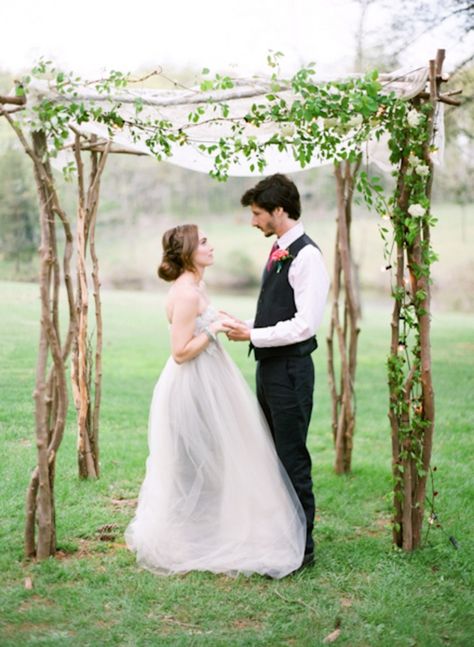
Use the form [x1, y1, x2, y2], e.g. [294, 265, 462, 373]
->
[87, 143, 111, 476]
[24, 467, 39, 557]
[0, 105, 26, 115]
[0, 93, 26, 105]
[331, 161, 360, 474]
[389, 149, 411, 547]
[435, 49, 446, 77]
[410, 66, 439, 548]
[437, 94, 462, 106]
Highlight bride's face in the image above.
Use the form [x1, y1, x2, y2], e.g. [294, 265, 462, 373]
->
[192, 232, 214, 268]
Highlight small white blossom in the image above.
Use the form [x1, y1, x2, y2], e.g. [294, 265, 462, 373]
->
[323, 117, 338, 129]
[279, 123, 295, 137]
[407, 109, 422, 128]
[408, 152, 422, 167]
[348, 114, 363, 129]
[415, 164, 430, 177]
[408, 203, 426, 218]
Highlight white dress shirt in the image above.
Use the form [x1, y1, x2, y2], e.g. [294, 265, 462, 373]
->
[249, 222, 330, 348]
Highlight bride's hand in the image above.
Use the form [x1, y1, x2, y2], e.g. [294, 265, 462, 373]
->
[209, 317, 235, 335]
[218, 310, 246, 326]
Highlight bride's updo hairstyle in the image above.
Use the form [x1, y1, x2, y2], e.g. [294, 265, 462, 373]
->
[158, 224, 199, 282]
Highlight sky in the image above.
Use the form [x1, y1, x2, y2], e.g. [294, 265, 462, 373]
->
[0, 0, 470, 80]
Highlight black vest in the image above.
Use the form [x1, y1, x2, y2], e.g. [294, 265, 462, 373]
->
[251, 233, 320, 361]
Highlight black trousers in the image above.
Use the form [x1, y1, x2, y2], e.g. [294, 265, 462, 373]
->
[256, 355, 315, 554]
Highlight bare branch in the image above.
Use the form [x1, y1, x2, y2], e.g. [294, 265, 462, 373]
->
[0, 93, 26, 106]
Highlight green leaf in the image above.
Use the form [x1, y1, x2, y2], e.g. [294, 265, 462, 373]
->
[200, 80, 214, 92]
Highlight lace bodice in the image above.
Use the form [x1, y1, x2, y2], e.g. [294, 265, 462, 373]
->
[195, 305, 220, 356]
[195, 304, 219, 332]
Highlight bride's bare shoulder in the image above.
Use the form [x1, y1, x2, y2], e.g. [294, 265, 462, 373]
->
[166, 282, 199, 322]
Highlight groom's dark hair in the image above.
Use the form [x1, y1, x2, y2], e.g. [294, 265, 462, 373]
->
[241, 173, 301, 220]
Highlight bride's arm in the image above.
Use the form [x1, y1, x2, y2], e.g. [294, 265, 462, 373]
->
[170, 289, 227, 364]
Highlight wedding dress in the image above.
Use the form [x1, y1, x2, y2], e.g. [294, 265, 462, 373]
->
[125, 305, 306, 578]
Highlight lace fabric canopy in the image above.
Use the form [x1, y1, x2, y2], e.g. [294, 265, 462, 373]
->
[22, 65, 443, 176]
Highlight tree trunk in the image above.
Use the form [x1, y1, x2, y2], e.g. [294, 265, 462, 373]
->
[388, 51, 445, 550]
[0, 112, 76, 559]
[327, 159, 361, 474]
[24, 131, 70, 558]
[72, 137, 110, 478]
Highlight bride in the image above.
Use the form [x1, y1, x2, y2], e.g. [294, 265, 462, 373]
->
[125, 224, 306, 578]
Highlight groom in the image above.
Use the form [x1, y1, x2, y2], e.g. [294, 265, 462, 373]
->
[227, 173, 329, 567]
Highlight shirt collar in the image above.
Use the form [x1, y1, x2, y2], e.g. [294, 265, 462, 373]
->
[277, 221, 304, 249]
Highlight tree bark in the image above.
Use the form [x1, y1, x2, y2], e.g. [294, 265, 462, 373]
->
[72, 136, 110, 478]
[23, 131, 69, 558]
[327, 159, 361, 474]
[388, 51, 446, 550]
[0, 111, 76, 559]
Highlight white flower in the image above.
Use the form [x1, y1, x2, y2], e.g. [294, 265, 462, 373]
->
[408, 152, 422, 167]
[407, 109, 422, 128]
[348, 114, 363, 129]
[279, 123, 295, 137]
[323, 117, 338, 129]
[415, 164, 430, 177]
[407, 203, 426, 218]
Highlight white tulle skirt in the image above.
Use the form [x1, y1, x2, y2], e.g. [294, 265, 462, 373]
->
[125, 311, 306, 579]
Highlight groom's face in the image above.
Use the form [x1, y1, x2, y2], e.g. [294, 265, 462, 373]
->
[250, 204, 277, 237]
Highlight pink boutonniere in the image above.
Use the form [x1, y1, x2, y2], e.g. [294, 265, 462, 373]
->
[270, 248, 294, 273]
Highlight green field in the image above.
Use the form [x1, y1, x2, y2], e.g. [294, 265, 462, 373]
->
[2, 201, 473, 313]
[1, 280, 473, 646]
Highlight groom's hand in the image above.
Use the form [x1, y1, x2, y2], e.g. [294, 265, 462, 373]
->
[225, 321, 251, 342]
[218, 310, 245, 326]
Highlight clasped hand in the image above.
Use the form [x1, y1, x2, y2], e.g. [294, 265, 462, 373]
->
[217, 311, 251, 342]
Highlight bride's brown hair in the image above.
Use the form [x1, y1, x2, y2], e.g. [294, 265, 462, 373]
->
[158, 224, 199, 282]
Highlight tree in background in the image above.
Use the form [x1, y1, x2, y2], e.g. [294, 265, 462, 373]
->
[435, 64, 474, 206]
[385, 0, 473, 72]
[0, 147, 38, 271]
[353, 0, 473, 206]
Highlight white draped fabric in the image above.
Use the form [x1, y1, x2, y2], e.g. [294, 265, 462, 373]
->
[20, 65, 443, 177]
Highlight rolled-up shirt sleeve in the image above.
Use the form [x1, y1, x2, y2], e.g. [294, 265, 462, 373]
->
[250, 246, 330, 348]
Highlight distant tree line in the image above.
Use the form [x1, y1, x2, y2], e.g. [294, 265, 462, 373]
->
[0, 146, 39, 271]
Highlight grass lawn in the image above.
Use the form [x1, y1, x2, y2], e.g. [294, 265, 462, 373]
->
[0, 280, 473, 646]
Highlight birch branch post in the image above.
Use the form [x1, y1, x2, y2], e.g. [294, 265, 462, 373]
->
[327, 158, 361, 474]
[72, 134, 110, 479]
[389, 50, 447, 550]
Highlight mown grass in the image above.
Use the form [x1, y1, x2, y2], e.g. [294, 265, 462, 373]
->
[0, 280, 473, 646]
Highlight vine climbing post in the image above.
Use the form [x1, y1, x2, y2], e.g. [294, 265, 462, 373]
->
[386, 49, 458, 549]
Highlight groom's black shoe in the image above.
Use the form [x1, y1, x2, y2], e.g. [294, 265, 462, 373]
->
[293, 551, 315, 574]
[301, 551, 315, 568]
